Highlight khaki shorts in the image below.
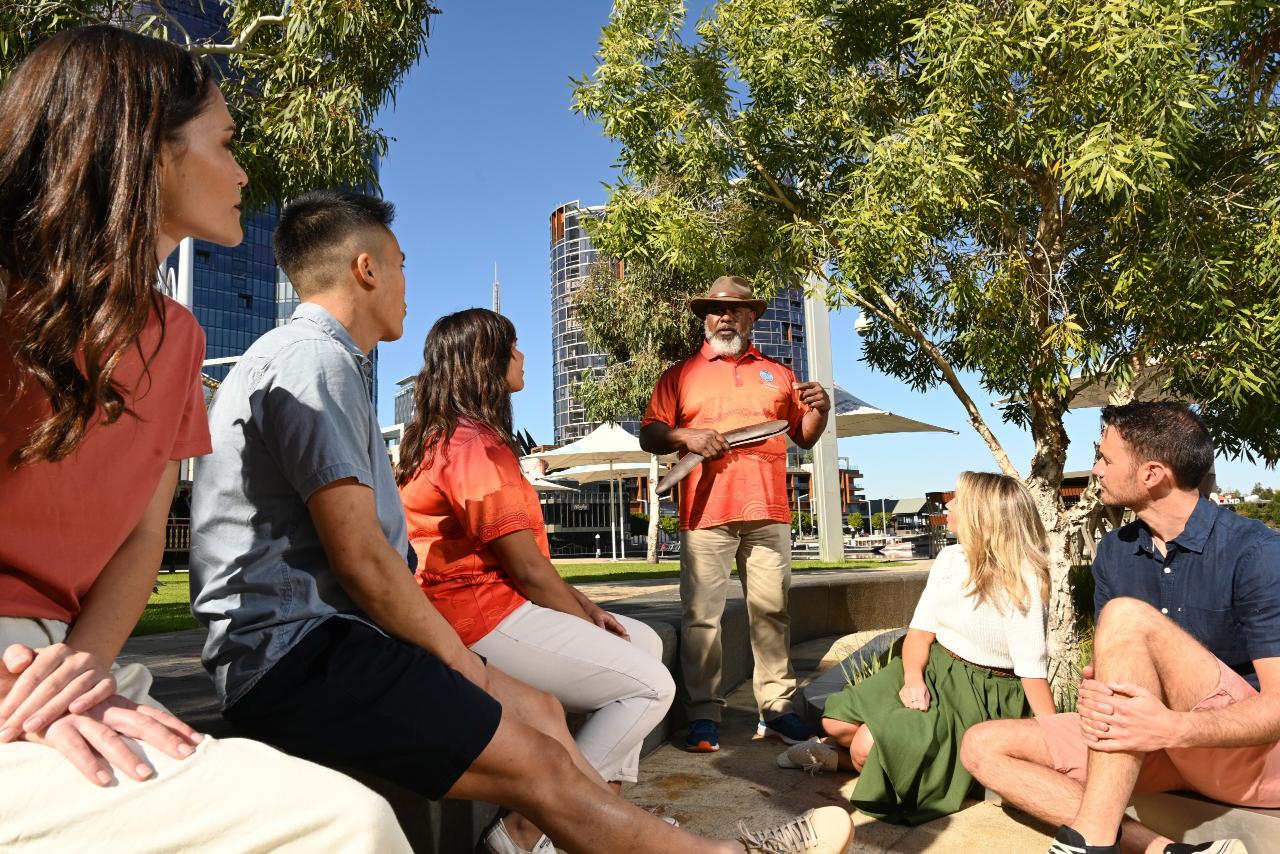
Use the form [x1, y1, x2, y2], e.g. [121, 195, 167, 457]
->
[1037, 659, 1280, 808]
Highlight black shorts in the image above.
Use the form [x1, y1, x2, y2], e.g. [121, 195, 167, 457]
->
[225, 617, 502, 800]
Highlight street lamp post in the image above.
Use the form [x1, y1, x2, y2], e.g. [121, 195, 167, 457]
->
[880, 496, 895, 535]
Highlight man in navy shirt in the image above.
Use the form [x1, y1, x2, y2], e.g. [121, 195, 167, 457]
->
[962, 403, 1280, 854]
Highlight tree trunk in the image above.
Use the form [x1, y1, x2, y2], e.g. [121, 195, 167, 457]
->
[1026, 389, 1080, 709]
[646, 455, 660, 564]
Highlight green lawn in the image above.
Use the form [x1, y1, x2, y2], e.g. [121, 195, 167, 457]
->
[132, 558, 908, 637]
[133, 575, 200, 637]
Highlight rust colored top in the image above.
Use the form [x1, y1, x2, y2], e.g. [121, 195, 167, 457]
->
[643, 342, 807, 531]
[400, 419, 541, 645]
[0, 297, 212, 622]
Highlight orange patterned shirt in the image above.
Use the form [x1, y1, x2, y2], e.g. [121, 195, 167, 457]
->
[400, 419, 543, 645]
[643, 342, 807, 531]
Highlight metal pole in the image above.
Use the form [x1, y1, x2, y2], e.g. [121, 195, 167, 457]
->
[614, 473, 624, 560]
[803, 282, 842, 561]
[175, 237, 194, 308]
[609, 464, 617, 561]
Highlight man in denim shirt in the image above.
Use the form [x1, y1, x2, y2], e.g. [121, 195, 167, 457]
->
[190, 189, 855, 854]
[964, 403, 1280, 854]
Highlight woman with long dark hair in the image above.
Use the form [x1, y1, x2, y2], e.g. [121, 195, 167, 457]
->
[0, 25, 405, 849]
[397, 308, 677, 854]
[776, 472, 1057, 825]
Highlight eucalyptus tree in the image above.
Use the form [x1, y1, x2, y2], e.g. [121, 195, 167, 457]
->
[2, 0, 438, 209]
[574, 258, 702, 561]
[574, 0, 1280, 697]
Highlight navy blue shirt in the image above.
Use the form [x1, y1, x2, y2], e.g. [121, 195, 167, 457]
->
[1093, 498, 1280, 690]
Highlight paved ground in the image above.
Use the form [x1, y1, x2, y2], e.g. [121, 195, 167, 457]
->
[122, 558, 1059, 852]
[624, 634, 1055, 853]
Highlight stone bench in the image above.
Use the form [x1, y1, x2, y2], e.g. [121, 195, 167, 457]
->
[126, 568, 929, 852]
[1127, 792, 1280, 852]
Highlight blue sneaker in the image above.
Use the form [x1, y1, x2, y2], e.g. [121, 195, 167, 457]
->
[685, 719, 720, 753]
[757, 713, 814, 744]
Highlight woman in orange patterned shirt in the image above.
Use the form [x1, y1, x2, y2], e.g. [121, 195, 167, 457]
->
[396, 309, 675, 851]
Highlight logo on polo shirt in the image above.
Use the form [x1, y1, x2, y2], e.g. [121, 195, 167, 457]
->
[759, 370, 775, 383]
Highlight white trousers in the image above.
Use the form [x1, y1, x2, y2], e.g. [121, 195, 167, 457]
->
[0, 618, 410, 853]
[471, 602, 675, 783]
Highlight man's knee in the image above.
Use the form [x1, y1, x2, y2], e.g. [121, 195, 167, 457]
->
[960, 720, 1019, 780]
[1095, 596, 1162, 653]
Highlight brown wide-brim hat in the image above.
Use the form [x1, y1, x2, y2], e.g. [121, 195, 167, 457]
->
[688, 275, 768, 318]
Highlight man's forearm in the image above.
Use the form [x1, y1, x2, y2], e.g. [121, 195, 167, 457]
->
[640, 422, 681, 454]
[1175, 692, 1280, 749]
[794, 409, 829, 449]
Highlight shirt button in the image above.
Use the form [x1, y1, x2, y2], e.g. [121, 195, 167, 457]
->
[1160, 607, 1169, 614]
[1163, 567, 1172, 574]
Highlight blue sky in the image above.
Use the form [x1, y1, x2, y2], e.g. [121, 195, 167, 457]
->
[369, 2, 1275, 499]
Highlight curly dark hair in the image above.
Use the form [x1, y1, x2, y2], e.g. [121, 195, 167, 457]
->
[395, 308, 519, 483]
[0, 25, 216, 464]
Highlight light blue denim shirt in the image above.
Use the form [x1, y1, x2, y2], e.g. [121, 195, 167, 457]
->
[190, 303, 408, 707]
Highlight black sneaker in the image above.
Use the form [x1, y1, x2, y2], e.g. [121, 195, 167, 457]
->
[1048, 826, 1120, 854]
[757, 713, 815, 744]
[1164, 842, 1248, 854]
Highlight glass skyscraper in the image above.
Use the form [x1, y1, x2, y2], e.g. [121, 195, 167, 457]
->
[548, 200, 810, 445]
[158, 1, 376, 403]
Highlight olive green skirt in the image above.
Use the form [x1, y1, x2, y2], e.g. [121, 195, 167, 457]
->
[822, 641, 1030, 826]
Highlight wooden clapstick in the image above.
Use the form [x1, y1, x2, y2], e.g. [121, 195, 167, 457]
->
[654, 419, 789, 496]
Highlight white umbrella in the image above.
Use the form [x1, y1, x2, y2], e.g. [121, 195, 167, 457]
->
[526, 422, 671, 470]
[525, 423, 674, 561]
[833, 386, 956, 438]
[520, 457, 578, 493]
[552, 462, 655, 484]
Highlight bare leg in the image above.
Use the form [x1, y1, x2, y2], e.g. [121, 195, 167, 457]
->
[849, 724, 874, 771]
[483, 665, 612, 849]
[963, 597, 1226, 853]
[821, 718, 863, 771]
[448, 713, 744, 854]
[1069, 598, 1222, 850]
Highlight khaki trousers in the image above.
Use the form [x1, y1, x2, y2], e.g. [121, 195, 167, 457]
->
[680, 520, 797, 722]
[0, 617, 409, 853]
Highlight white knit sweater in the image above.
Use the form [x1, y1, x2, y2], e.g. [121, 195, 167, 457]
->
[908, 544, 1049, 679]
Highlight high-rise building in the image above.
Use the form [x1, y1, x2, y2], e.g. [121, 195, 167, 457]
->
[548, 200, 810, 445]
[160, 1, 376, 405]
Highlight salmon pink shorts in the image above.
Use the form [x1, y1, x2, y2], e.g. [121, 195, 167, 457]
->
[1037, 659, 1280, 808]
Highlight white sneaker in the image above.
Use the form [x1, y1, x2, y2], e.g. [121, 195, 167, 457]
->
[480, 818, 556, 854]
[738, 806, 854, 854]
[776, 739, 839, 775]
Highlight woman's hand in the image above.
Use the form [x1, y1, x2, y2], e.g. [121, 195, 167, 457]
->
[22, 694, 203, 786]
[587, 606, 630, 641]
[898, 675, 931, 712]
[0, 643, 116, 741]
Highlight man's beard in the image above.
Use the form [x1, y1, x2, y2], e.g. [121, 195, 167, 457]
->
[705, 328, 749, 358]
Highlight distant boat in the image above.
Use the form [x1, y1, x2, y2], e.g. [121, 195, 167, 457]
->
[846, 533, 896, 553]
[880, 541, 916, 558]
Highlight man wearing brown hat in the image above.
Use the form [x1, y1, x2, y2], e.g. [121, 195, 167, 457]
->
[640, 275, 831, 753]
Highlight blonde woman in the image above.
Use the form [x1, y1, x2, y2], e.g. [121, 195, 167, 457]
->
[779, 472, 1057, 825]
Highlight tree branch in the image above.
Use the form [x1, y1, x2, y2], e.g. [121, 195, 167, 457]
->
[145, 1, 192, 46]
[661, 89, 1023, 478]
[190, 1, 293, 57]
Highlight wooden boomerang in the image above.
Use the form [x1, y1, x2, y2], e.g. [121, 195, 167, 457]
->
[655, 419, 789, 495]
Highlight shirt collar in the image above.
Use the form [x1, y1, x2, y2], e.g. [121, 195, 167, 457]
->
[698, 340, 763, 363]
[292, 303, 369, 362]
[1134, 496, 1217, 556]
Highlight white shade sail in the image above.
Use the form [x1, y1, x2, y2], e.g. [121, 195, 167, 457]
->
[833, 386, 956, 438]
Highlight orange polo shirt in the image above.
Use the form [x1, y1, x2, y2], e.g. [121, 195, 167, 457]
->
[400, 419, 541, 645]
[643, 342, 807, 531]
[0, 297, 211, 623]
